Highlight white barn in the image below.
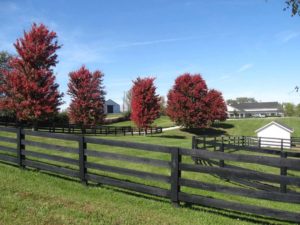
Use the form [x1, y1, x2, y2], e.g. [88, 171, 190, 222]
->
[255, 121, 294, 149]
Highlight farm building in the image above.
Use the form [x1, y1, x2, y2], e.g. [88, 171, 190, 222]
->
[255, 121, 294, 149]
[227, 102, 284, 118]
[105, 99, 121, 114]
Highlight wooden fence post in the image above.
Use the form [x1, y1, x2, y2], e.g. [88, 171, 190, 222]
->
[171, 147, 181, 207]
[79, 135, 87, 185]
[280, 140, 287, 193]
[219, 137, 225, 167]
[192, 136, 196, 149]
[203, 136, 206, 149]
[258, 137, 261, 149]
[214, 137, 217, 151]
[17, 127, 25, 168]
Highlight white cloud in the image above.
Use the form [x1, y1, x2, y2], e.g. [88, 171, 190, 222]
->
[277, 31, 300, 43]
[237, 63, 253, 73]
[114, 36, 197, 48]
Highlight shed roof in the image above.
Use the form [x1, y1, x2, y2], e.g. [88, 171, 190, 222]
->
[255, 121, 294, 133]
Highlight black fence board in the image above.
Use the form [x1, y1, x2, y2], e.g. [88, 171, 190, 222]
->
[86, 149, 170, 168]
[180, 148, 300, 171]
[24, 159, 79, 178]
[205, 141, 300, 158]
[0, 145, 16, 154]
[0, 136, 17, 143]
[85, 137, 172, 154]
[180, 163, 300, 186]
[86, 173, 170, 198]
[178, 192, 300, 223]
[23, 140, 78, 154]
[23, 150, 78, 165]
[0, 154, 18, 164]
[179, 178, 300, 204]
[24, 130, 78, 141]
[86, 161, 170, 183]
[0, 126, 17, 133]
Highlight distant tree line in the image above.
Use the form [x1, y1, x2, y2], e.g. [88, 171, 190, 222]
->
[283, 103, 300, 116]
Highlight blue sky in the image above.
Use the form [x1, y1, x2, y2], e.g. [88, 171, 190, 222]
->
[0, 0, 299, 110]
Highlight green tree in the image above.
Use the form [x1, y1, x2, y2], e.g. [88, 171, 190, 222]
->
[284, 0, 300, 16]
[295, 104, 300, 116]
[227, 97, 257, 105]
[283, 102, 295, 116]
[0, 51, 12, 82]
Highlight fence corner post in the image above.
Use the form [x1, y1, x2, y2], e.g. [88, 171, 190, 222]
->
[17, 126, 25, 169]
[79, 135, 87, 185]
[170, 147, 181, 207]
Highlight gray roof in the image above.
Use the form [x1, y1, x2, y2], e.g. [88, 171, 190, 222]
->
[105, 99, 119, 106]
[230, 102, 282, 111]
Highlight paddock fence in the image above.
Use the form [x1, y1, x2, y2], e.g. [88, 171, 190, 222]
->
[0, 121, 163, 136]
[0, 127, 300, 223]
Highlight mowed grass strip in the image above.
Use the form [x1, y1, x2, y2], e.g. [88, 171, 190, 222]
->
[0, 163, 297, 225]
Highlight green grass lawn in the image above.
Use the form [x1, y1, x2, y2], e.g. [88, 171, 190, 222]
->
[208, 117, 300, 137]
[106, 113, 124, 119]
[1, 117, 300, 224]
[0, 163, 272, 225]
[110, 115, 175, 128]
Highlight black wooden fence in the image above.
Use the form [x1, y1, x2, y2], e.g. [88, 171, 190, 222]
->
[1, 127, 300, 222]
[0, 121, 163, 136]
[195, 135, 300, 150]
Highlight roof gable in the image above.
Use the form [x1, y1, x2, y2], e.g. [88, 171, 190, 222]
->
[255, 121, 294, 133]
[105, 99, 119, 105]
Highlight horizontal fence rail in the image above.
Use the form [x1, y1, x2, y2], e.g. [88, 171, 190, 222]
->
[0, 127, 300, 222]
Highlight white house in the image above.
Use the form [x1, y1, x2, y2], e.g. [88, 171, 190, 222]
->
[255, 121, 294, 149]
[227, 102, 284, 118]
[105, 99, 121, 114]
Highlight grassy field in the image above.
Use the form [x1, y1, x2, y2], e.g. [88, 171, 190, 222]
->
[110, 115, 175, 128]
[1, 117, 300, 224]
[223, 117, 300, 136]
[0, 163, 274, 225]
[109, 116, 300, 136]
[106, 113, 124, 119]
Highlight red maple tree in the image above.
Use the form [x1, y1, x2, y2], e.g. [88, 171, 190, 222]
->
[167, 73, 210, 128]
[205, 89, 227, 122]
[0, 23, 63, 124]
[67, 66, 106, 126]
[131, 77, 160, 128]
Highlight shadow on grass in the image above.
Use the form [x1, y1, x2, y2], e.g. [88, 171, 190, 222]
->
[182, 128, 227, 136]
[150, 135, 186, 139]
[212, 123, 234, 129]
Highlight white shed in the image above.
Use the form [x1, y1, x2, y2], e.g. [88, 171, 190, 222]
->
[255, 121, 294, 149]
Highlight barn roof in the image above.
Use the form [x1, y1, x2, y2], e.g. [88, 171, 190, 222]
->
[105, 99, 119, 105]
[255, 121, 294, 133]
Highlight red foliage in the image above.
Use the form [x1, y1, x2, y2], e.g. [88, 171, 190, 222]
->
[67, 66, 106, 126]
[130, 77, 160, 128]
[167, 73, 210, 128]
[167, 73, 227, 128]
[205, 89, 227, 122]
[0, 23, 63, 122]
